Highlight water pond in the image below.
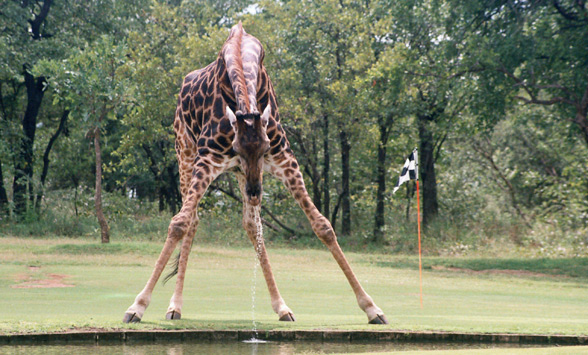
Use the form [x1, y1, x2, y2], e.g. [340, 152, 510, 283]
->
[0, 341, 550, 354]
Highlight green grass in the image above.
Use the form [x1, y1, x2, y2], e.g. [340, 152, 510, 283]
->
[372, 256, 588, 278]
[1, 236, 587, 336]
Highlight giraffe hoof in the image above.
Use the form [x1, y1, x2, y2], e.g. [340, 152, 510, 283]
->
[166, 310, 182, 320]
[279, 312, 296, 322]
[123, 312, 141, 323]
[368, 314, 389, 325]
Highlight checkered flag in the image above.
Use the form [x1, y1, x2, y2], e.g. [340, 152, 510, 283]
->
[392, 148, 418, 194]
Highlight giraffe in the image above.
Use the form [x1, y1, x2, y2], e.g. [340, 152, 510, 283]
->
[122, 22, 388, 325]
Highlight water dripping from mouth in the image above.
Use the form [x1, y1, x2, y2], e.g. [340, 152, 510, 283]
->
[243, 206, 268, 345]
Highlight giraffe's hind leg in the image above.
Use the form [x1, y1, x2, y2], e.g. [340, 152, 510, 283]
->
[123, 158, 219, 323]
[236, 174, 295, 321]
[164, 129, 197, 320]
[122, 211, 193, 323]
[164, 220, 197, 320]
[270, 153, 388, 324]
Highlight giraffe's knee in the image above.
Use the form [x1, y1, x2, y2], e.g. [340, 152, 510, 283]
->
[315, 220, 337, 245]
[168, 214, 198, 242]
[168, 219, 187, 242]
[242, 217, 257, 235]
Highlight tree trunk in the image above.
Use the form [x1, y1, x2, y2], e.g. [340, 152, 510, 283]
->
[373, 122, 389, 243]
[322, 113, 330, 220]
[35, 109, 69, 209]
[310, 135, 322, 211]
[0, 159, 8, 213]
[575, 111, 588, 148]
[158, 185, 165, 212]
[405, 181, 413, 221]
[418, 114, 439, 226]
[13, 68, 45, 214]
[12, 0, 53, 215]
[339, 129, 351, 236]
[165, 163, 180, 213]
[93, 128, 110, 243]
[143, 142, 181, 213]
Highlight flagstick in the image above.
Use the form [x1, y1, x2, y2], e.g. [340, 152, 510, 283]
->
[416, 180, 423, 309]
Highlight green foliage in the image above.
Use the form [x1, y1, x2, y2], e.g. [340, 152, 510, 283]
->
[35, 35, 130, 129]
[1, 0, 587, 255]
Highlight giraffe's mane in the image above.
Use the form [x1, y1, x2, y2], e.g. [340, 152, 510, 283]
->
[221, 22, 264, 115]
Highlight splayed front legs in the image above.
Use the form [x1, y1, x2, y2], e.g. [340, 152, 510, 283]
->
[271, 154, 389, 324]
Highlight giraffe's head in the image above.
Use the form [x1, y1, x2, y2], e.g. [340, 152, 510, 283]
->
[226, 105, 271, 206]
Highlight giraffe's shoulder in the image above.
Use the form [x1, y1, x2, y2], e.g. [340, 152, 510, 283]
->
[182, 68, 206, 89]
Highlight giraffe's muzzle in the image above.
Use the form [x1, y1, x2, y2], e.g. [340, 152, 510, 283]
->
[246, 182, 262, 206]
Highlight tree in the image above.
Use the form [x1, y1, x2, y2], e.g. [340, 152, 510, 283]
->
[37, 36, 130, 243]
[473, 1, 588, 148]
[9, 0, 53, 214]
[361, 43, 411, 242]
[382, 0, 483, 227]
[1, 0, 150, 216]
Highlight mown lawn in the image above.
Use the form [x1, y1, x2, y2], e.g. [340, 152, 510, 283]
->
[1, 236, 587, 336]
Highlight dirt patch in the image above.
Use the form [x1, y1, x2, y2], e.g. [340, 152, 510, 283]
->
[431, 265, 557, 278]
[11, 266, 74, 288]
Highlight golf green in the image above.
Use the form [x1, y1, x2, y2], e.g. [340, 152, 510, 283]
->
[1, 237, 587, 336]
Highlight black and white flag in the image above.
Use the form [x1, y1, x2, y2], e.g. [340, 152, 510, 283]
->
[392, 148, 418, 194]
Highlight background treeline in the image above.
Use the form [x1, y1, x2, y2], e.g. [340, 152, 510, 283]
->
[1, 0, 586, 256]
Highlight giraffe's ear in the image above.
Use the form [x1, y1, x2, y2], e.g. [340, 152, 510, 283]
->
[226, 106, 237, 128]
[260, 104, 271, 128]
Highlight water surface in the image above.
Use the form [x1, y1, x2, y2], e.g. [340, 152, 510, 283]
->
[0, 341, 545, 354]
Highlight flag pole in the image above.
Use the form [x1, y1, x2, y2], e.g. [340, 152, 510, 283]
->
[393, 147, 422, 308]
[414, 147, 423, 309]
[416, 179, 423, 308]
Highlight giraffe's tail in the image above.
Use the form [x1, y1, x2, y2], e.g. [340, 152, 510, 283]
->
[162, 252, 180, 285]
[162, 238, 195, 285]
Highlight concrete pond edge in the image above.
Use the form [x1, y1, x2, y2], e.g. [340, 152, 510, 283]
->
[1, 330, 587, 346]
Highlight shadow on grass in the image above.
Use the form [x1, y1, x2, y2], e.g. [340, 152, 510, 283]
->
[134, 319, 288, 331]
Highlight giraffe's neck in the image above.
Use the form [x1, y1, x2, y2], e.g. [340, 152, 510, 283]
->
[221, 22, 264, 115]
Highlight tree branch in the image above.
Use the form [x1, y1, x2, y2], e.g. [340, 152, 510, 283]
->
[28, 0, 53, 40]
[498, 65, 576, 106]
[581, 80, 588, 113]
[553, 0, 587, 22]
[514, 95, 574, 107]
[210, 183, 297, 237]
[35, 109, 69, 209]
[405, 65, 485, 81]
[471, 138, 531, 227]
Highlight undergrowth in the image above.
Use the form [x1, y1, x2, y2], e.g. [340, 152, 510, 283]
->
[1, 188, 587, 258]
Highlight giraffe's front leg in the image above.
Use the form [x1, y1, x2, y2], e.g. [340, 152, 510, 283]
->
[236, 174, 295, 321]
[243, 208, 295, 321]
[270, 153, 388, 325]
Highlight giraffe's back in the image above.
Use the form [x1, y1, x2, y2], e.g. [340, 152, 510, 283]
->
[173, 59, 236, 160]
[173, 23, 292, 184]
